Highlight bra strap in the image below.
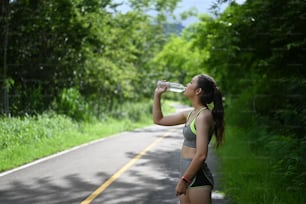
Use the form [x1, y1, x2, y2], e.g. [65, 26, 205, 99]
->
[190, 107, 207, 134]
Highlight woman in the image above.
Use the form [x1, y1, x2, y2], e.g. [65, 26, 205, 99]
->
[153, 74, 225, 204]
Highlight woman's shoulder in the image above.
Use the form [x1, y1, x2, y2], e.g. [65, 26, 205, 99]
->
[197, 108, 214, 123]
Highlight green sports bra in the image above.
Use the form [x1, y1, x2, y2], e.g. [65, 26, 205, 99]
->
[182, 107, 207, 148]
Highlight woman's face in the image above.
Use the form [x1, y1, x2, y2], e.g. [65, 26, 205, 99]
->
[184, 75, 200, 97]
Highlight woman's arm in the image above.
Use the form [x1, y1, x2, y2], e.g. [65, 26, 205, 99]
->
[153, 87, 187, 126]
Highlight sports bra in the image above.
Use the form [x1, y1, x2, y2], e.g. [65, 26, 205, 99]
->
[182, 107, 208, 148]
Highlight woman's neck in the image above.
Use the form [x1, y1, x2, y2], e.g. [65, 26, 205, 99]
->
[192, 101, 206, 111]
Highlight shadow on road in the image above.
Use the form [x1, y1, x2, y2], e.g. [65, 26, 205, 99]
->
[0, 126, 228, 204]
[0, 173, 100, 203]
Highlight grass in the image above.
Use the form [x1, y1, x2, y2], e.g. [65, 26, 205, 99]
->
[217, 126, 305, 204]
[0, 100, 175, 172]
[0, 115, 154, 172]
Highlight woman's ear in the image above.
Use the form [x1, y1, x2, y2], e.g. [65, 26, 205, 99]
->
[196, 88, 203, 95]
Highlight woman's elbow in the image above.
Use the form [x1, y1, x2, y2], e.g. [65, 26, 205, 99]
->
[154, 120, 163, 125]
[153, 118, 161, 125]
[197, 153, 207, 162]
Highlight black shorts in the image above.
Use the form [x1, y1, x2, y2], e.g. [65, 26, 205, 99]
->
[180, 158, 214, 188]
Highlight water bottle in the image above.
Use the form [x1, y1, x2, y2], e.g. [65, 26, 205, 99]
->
[157, 81, 186, 93]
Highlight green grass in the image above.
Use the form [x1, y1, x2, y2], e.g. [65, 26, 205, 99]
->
[0, 100, 175, 172]
[217, 126, 305, 204]
[0, 114, 153, 172]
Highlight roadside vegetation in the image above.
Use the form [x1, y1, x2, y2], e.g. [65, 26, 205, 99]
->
[1, 0, 305, 203]
[217, 125, 305, 204]
[0, 100, 175, 172]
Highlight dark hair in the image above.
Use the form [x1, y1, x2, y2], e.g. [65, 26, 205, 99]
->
[196, 74, 225, 147]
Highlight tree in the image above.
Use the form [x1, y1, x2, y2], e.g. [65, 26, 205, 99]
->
[193, 0, 306, 191]
[0, 0, 180, 116]
[0, 0, 10, 115]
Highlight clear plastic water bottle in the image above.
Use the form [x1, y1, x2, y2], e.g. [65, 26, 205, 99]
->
[157, 81, 186, 93]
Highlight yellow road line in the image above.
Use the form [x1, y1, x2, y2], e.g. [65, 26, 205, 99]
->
[81, 129, 174, 204]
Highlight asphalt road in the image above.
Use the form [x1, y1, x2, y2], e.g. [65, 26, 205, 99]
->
[0, 106, 228, 204]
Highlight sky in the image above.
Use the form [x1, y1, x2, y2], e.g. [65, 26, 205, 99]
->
[173, 0, 246, 25]
[115, 0, 246, 26]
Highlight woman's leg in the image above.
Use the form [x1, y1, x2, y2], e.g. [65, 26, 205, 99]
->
[188, 186, 212, 204]
[179, 191, 190, 204]
[180, 194, 189, 204]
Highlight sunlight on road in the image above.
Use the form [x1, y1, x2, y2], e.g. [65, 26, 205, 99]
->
[212, 191, 225, 199]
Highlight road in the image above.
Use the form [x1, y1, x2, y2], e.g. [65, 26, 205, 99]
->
[0, 107, 227, 204]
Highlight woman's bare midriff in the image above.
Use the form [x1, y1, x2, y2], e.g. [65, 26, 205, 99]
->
[181, 145, 196, 159]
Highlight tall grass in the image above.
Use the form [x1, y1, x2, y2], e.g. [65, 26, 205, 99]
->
[0, 112, 80, 171]
[218, 88, 305, 204]
[217, 126, 305, 204]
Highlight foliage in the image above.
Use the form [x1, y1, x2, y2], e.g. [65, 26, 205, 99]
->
[110, 100, 152, 122]
[193, 0, 306, 201]
[52, 87, 90, 121]
[0, 0, 174, 116]
[217, 126, 306, 204]
[0, 112, 78, 165]
[149, 34, 206, 84]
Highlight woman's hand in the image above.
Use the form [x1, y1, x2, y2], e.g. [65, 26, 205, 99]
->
[175, 179, 188, 196]
[155, 81, 168, 95]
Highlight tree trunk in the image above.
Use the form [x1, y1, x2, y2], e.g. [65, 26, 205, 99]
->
[1, 0, 10, 116]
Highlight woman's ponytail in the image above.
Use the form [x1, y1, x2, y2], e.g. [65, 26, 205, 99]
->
[212, 87, 225, 148]
[197, 74, 225, 148]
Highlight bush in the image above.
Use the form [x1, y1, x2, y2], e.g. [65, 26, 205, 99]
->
[110, 100, 152, 122]
[52, 88, 91, 121]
